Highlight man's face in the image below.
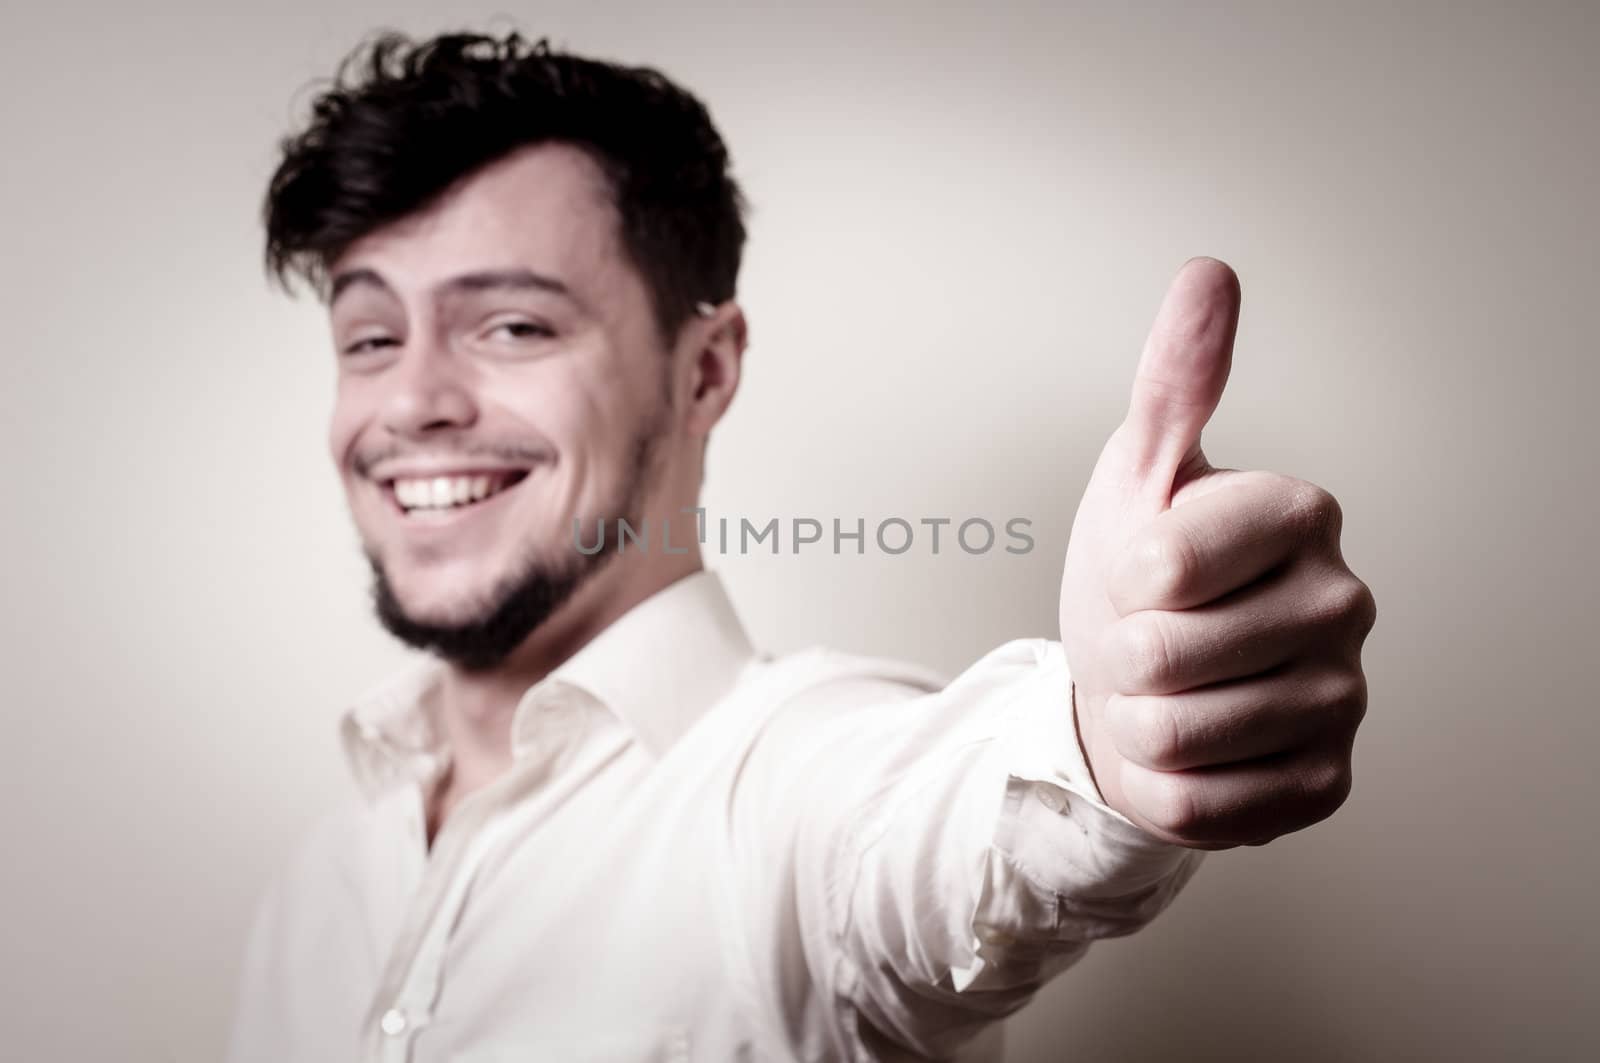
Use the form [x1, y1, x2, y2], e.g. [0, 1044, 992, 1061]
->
[325, 143, 674, 666]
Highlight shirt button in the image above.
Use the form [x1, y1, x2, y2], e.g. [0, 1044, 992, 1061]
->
[1033, 782, 1069, 815]
[380, 1009, 408, 1037]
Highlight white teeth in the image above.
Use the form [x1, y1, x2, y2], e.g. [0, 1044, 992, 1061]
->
[394, 480, 425, 508]
[391, 473, 517, 512]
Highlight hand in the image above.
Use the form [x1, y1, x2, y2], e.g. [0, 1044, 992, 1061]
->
[1057, 258, 1376, 850]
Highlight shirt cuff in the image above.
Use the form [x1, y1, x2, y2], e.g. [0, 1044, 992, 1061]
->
[988, 639, 1204, 913]
[995, 640, 1163, 837]
[940, 641, 1205, 996]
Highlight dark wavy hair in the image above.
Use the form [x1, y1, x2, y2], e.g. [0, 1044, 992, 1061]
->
[263, 31, 748, 343]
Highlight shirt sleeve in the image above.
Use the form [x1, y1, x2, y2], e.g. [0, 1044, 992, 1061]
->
[732, 638, 1205, 1060]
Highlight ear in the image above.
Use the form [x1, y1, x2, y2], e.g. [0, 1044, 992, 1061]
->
[678, 301, 747, 437]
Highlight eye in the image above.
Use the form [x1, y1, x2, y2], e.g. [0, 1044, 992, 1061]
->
[488, 320, 555, 342]
[343, 336, 398, 356]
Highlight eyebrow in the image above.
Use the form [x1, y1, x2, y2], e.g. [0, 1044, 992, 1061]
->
[328, 267, 578, 307]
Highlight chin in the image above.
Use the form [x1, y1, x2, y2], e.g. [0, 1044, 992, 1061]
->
[374, 558, 504, 625]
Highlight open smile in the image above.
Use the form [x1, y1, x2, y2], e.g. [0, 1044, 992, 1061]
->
[380, 469, 532, 518]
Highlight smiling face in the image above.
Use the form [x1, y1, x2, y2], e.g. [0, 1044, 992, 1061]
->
[324, 143, 704, 669]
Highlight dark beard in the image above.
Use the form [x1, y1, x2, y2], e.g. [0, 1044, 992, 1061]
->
[365, 422, 664, 673]
[369, 549, 597, 673]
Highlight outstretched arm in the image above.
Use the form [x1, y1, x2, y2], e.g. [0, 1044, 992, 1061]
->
[733, 258, 1374, 1059]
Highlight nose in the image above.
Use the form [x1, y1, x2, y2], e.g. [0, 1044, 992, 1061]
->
[380, 344, 478, 437]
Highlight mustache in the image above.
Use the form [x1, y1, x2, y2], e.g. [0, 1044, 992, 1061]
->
[352, 441, 553, 478]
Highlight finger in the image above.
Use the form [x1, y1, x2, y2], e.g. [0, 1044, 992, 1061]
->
[1112, 257, 1240, 503]
[1117, 742, 1354, 847]
[1105, 663, 1367, 772]
[1100, 561, 1362, 695]
[1108, 471, 1335, 614]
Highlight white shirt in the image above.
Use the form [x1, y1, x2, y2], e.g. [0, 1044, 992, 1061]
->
[227, 570, 1203, 1062]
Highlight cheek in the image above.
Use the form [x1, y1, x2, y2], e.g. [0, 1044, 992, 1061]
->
[489, 345, 663, 522]
[502, 370, 620, 476]
[559, 396, 649, 508]
[327, 384, 370, 471]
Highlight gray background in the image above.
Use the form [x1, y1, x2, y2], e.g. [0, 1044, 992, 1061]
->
[2, 1, 1596, 1059]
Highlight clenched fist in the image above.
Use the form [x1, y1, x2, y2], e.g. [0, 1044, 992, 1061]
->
[1059, 258, 1376, 850]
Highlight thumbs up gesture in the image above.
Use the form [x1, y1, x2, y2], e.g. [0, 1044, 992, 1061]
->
[1059, 258, 1376, 849]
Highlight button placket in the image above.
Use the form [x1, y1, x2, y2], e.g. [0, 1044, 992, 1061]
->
[361, 682, 614, 1062]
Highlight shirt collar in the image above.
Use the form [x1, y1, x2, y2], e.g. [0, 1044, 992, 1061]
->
[339, 656, 450, 801]
[340, 569, 757, 798]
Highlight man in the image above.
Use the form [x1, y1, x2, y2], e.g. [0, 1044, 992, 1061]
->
[229, 30, 1375, 1063]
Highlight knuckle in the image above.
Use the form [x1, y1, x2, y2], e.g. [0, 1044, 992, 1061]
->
[1322, 575, 1378, 635]
[1116, 614, 1180, 691]
[1303, 757, 1353, 820]
[1316, 670, 1369, 731]
[1351, 578, 1378, 636]
[1136, 529, 1201, 606]
[1129, 697, 1187, 770]
[1285, 480, 1342, 541]
[1142, 773, 1203, 837]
